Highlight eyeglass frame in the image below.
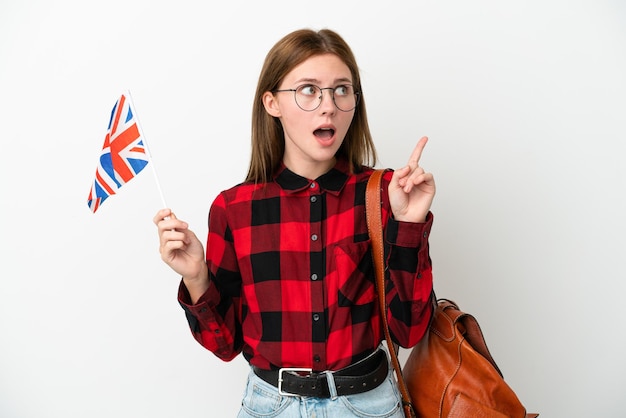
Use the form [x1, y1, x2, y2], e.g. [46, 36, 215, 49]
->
[272, 84, 361, 112]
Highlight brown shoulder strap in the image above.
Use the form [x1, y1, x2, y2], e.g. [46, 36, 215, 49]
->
[366, 169, 415, 418]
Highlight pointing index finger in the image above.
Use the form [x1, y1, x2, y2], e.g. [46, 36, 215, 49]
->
[408, 136, 429, 167]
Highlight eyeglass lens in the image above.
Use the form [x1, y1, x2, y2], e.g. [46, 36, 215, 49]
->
[295, 85, 358, 111]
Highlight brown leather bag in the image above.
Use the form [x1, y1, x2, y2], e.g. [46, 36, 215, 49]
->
[366, 169, 538, 418]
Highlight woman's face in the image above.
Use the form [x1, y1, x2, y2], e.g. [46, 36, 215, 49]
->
[263, 53, 356, 179]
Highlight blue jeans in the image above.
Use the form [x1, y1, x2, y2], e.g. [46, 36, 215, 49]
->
[237, 367, 404, 418]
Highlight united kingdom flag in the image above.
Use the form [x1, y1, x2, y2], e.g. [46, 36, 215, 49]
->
[87, 93, 149, 213]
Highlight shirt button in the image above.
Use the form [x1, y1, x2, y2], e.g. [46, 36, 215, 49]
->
[310, 182, 317, 189]
[310, 196, 317, 203]
[311, 234, 318, 241]
[313, 313, 320, 321]
[311, 273, 318, 281]
[313, 355, 321, 363]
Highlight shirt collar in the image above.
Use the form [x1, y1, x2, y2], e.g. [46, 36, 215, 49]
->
[274, 158, 352, 195]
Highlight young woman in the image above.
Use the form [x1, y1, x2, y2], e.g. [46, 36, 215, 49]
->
[154, 28, 436, 417]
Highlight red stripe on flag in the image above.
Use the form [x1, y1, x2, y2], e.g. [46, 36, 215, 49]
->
[109, 123, 141, 183]
[95, 170, 116, 195]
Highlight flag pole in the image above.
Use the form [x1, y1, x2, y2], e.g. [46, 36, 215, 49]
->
[126, 90, 169, 209]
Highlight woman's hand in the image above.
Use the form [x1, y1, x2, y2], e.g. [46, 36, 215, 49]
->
[388, 136, 436, 223]
[153, 209, 208, 287]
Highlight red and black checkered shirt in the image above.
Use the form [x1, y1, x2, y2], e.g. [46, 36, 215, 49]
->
[178, 158, 434, 372]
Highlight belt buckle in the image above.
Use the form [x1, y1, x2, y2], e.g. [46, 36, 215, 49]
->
[277, 367, 313, 396]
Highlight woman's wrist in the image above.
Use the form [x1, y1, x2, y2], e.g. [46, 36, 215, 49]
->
[182, 264, 210, 303]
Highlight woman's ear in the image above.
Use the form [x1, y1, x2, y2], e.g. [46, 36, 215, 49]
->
[262, 91, 281, 117]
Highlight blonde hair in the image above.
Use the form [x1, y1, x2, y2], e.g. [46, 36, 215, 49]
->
[246, 28, 377, 183]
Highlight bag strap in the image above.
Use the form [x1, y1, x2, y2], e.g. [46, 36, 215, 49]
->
[366, 169, 415, 418]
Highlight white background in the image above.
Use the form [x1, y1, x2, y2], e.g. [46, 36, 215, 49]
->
[1, 1, 625, 417]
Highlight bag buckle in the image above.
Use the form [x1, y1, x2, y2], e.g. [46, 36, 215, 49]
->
[277, 367, 313, 396]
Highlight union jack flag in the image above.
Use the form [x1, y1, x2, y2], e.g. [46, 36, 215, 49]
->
[87, 93, 149, 213]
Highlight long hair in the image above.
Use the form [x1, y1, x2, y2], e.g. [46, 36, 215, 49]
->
[246, 28, 377, 183]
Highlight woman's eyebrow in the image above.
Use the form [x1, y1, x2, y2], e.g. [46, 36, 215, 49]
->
[334, 77, 353, 84]
[293, 76, 353, 85]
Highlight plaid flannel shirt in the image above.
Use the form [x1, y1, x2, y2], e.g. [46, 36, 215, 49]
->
[178, 158, 434, 372]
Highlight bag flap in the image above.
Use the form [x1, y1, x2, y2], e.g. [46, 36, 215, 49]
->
[433, 299, 503, 377]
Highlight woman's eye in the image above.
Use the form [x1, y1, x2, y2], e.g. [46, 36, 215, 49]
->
[299, 85, 318, 96]
[335, 85, 349, 96]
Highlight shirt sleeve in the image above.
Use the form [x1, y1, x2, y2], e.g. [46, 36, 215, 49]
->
[383, 214, 434, 348]
[380, 171, 434, 348]
[177, 192, 243, 362]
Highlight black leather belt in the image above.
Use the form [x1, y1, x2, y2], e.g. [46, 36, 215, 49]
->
[252, 349, 388, 398]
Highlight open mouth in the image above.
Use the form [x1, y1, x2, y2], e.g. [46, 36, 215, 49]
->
[314, 128, 335, 139]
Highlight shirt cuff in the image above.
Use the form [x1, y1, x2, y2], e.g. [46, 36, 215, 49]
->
[177, 279, 217, 320]
[386, 211, 433, 248]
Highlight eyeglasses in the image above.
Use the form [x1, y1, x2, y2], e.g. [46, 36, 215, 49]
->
[273, 84, 360, 112]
